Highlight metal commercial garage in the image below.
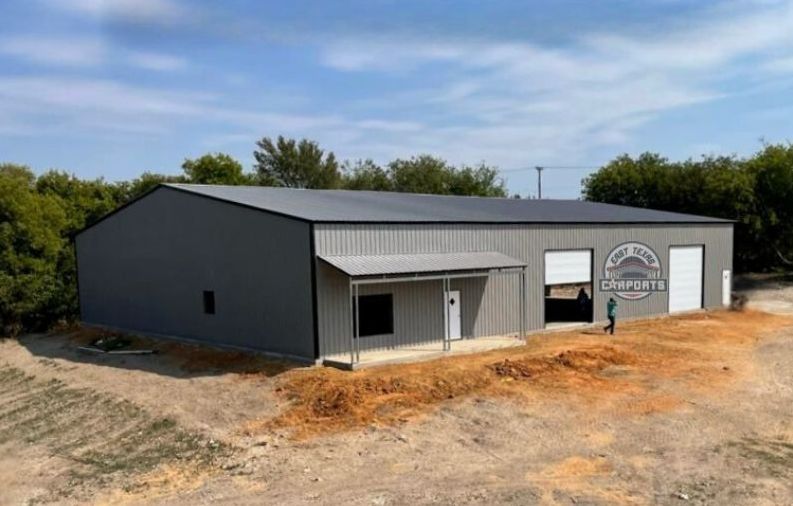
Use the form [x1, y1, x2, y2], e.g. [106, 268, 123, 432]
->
[75, 184, 734, 367]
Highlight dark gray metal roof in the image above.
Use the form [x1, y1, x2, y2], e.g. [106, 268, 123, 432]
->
[319, 251, 526, 277]
[165, 184, 731, 224]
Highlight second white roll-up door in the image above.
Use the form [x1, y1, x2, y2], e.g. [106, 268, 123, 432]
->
[669, 246, 704, 312]
[545, 250, 592, 285]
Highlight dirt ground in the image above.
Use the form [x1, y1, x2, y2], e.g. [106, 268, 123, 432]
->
[2, 277, 793, 505]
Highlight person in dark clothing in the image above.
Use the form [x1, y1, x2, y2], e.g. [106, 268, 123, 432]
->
[604, 297, 618, 335]
[576, 288, 590, 319]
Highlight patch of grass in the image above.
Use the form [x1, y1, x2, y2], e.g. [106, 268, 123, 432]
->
[0, 364, 232, 502]
[725, 437, 793, 478]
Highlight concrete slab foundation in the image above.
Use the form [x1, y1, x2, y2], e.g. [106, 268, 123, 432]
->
[323, 334, 524, 370]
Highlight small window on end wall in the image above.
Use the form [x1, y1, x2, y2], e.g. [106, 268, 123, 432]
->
[354, 294, 394, 337]
[203, 290, 215, 315]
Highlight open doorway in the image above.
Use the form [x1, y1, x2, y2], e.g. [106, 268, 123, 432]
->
[544, 250, 593, 328]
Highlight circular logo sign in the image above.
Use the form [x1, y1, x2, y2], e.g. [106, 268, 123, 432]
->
[599, 242, 667, 300]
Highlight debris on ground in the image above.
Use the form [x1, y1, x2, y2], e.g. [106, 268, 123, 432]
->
[77, 333, 157, 355]
[78, 345, 157, 355]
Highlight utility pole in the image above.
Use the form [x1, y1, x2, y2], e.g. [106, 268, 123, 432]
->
[535, 166, 544, 199]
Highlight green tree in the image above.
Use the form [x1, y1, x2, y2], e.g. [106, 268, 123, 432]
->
[36, 171, 120, 231]
[388, 155, 450, 194]
[341, 159, 393, 191]
[386, 155, 506, 196]
[448, 163, 506, 197]
[254, 136, 340, 188]
[182, 153, 250, 185]
[582, 152, 761, 270]
[581, 153, 676, 209]
[744, 143, 793, 268]
[118, 172, 188, 202]
[0, 164, 67, 333]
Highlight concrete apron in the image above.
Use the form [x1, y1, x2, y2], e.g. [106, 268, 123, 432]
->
[324, 307, 719, 370]
[323, 334, 524, 370]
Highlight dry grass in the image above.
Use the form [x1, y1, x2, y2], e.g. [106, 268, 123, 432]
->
[0, 364, 230, 502]
[252, 310, 792, 439]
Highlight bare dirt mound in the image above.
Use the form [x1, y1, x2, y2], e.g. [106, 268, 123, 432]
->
[257, 310, 792, 439]
[489, 346, 639, 379]
[261, 364, 495, 437]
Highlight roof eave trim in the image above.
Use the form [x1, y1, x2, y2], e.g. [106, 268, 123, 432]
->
[72, 183, 165, 239]
[318, 260, 525, 278]
[311, 219, 735, 225]
[74, 183, 317, 240]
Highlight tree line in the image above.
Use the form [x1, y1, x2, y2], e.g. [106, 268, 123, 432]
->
[127, 136, 508, 197]
[582, 143, 793, 273]
[2, 135, 792, 334]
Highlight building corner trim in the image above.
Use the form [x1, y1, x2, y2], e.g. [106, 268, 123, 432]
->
[309, 223, 320, 359]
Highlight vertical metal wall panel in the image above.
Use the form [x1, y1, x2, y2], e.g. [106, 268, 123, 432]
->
[314, 223, 733, 357]
[76, 187, 316, 360]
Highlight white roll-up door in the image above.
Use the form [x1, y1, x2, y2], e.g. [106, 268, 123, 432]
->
[545, 250, 592, 285]
[669, 246, 704, 312]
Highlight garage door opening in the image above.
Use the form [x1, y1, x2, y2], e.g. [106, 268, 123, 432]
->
[544, 250, 593, 328]
[669, 245, 704, 313]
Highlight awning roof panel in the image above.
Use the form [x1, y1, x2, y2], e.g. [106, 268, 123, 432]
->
[319, 251, 526, 277]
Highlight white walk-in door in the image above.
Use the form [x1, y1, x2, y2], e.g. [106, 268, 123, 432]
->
[444, 290, 462, 340]
[545, 250, 592, 285]
[669, 246, 704, 312]
[722, 269, 731, 306]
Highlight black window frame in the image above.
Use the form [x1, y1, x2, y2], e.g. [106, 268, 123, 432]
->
[203, 290, 215, 315]
[354, 293, 394, 337]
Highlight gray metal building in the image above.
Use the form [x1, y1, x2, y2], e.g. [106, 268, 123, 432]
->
[75, 184, 733, 365]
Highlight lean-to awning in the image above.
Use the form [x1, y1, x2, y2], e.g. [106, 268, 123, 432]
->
[318, 251, 526, 277]
[319, 251, 528, 367]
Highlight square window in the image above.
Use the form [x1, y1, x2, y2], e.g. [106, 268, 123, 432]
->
[203, 290, 215, 315]
[354, 294, 393, 337]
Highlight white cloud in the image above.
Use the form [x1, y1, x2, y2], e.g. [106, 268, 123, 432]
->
[47, 0, 187, 24]
[5, 0, 793, 192]
[315, 0, 793, 170]
[0, 77, 208, 125]
[0, 34, 188, 72]
[0, 36, 105, 66]
[127, 51, 188, 71]
[762, 55, 793, 73]
[0, 75, 424, 144]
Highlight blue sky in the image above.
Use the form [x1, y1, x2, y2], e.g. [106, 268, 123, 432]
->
[1, 0, 792, 197]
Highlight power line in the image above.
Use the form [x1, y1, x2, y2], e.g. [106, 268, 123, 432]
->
[500, 165, 601, 173]
[501, 164, 601, 199]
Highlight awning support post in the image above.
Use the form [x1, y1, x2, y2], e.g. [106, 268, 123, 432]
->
[444, 275, 451, 352]
[520, 266, 527, 340]
[440, 277, 445, 351]
[349, 278, 355, 366]
[354, 282, 360, 363]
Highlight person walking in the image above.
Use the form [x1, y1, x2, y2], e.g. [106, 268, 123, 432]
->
[604, 297, 618, 335]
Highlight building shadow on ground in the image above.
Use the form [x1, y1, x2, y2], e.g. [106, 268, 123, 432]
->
[734, 272, 793, 291]
[17, 329, 304, 379]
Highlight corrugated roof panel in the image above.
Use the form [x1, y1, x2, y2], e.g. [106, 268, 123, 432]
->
[164, 184, 732, 224]
[318, 251, 526, 277]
